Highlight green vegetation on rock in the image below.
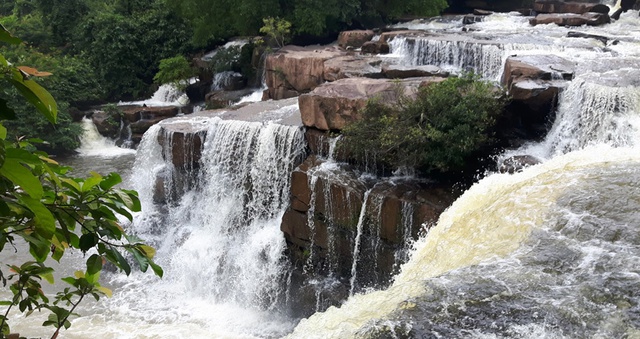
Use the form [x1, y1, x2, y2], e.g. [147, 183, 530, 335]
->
[342, 75, 508, 174]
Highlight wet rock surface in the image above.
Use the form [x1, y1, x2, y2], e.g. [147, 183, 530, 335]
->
[298, 77, 444, 131]
[281, 156, 457, 316]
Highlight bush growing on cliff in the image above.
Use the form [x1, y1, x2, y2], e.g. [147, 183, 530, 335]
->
[342, 74, 508, 174]
[154, 55, 195, 91]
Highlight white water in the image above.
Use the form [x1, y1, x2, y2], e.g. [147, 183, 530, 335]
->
[286, 9, 640, 338]
[119, 83, 190, 107]
[99, 117, 306, 338]
[349, 190, 373, 297]
[76, 118, 136, 157]
[238, 87, 267, 104]
[6, 8, 640, 339]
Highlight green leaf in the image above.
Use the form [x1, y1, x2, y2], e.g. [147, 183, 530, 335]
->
[111, 248, 131, 275]
[130, 247, 149, 272]
[61, 277, 76, 285]
[0, 24, 21, 44]
[40, 272, 54, 284]
[0, 140, 5, 169]
[0, 124, 6, 139]
[100, 172, 122, 190]
[138, 244, 156, 259]
[28, 238, 50, 262]
[81, 173, 103, 193]
[86, 254, 102, 276]
[9, 75, 58, 124]
[0, 99, 16, 121]
[6, 147, 43, 165]
[96, 286, 112, 298]
[0, 157, 44, 199]
[60, 178, 82, 193]
[114, 189, 135, 210]
[19, 196, 55, 239]
[79, 233, 98, 252]
[149, 260, 163, 278]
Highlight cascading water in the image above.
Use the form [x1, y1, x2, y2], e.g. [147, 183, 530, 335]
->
[76, 117, 136, 157]
[7, 7, 640, 339]
[287, 147, 640, 338]
[517, 71, 640, 159]
[286, 9, 640, 339]
[120, 82, 190, 107]
[34, 114, 306, 338]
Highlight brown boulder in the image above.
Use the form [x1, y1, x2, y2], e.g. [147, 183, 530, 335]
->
[281, 209, 312, 247]
[510, 79, 565, 114]
[502, 55, 575, 89]
[368, 181, 456, 244]
[298, 77, 442, 131]
[533, 0, 610, 14]
[360, 41, 390, 55]
[382, 63, 450, 79]
[378, 30, 426, 44]
[205, 89, 255, 109]
[463, 15, 486, 25]
[323, 55, 384, 82]
[290, 167, 312, 212]
[157, 121, 206, 171]
[264, 45, 345, 100]
[91, 111, 120, 138]
[337, 30, 375, 48]
[530, 12, 610, 26]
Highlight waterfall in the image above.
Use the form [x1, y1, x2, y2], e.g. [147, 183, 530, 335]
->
[77, 117, 136, 157]
[507, 70, 640, 161]
[349, 189, 372, 296]
[119, 83, 190, 107]
[287, 146, 640, 338]
[388, 36, 561, 80]
[285, 11, 640, 339]
[210, 71, 244, 91]
[87, 117, 307, 338]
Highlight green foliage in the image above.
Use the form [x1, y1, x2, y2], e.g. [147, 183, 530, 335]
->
[74, 5, 193, 99]
[0, 43, 102, 154]
[208, 43, 254, 76]
[34, 0, 91, 46]
[154, 55, 195, 91]
[342, 75, 508, 174]
[260, 17, 291, 48]
[171, 0, 448, 45]
[0, 26, 161, 338]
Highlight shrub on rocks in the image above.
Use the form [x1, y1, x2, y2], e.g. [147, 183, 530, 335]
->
[342, 74, 508, 173]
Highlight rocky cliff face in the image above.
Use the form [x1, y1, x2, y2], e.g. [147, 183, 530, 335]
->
[121, 0, 628, 317]
[282, 156, 458, 315]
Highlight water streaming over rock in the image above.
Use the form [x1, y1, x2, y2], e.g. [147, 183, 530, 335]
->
[77, 118, 137, 157]
[118, 117, 306, 337]
[286, 10, 640, 339]
[7, 8, 640, 339]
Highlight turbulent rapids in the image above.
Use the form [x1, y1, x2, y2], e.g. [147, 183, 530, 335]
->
[288, 147, 640, 338]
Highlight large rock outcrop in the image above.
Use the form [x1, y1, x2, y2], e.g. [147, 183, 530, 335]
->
[500, 54, 575, 142]
[323, 55, 384, 81]
[282, 156, 457, 315]
[264, 46, 344, 100]
[533, 0, 610, 14]
[337, 30, 376, 48]
[298, 77, 445, 131]
[529, 12, 610, 26]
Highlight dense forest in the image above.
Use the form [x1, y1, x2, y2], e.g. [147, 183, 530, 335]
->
[0, 0, 449, 153]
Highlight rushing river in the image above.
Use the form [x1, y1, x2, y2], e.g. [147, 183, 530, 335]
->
[4, 6, 640, 339]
